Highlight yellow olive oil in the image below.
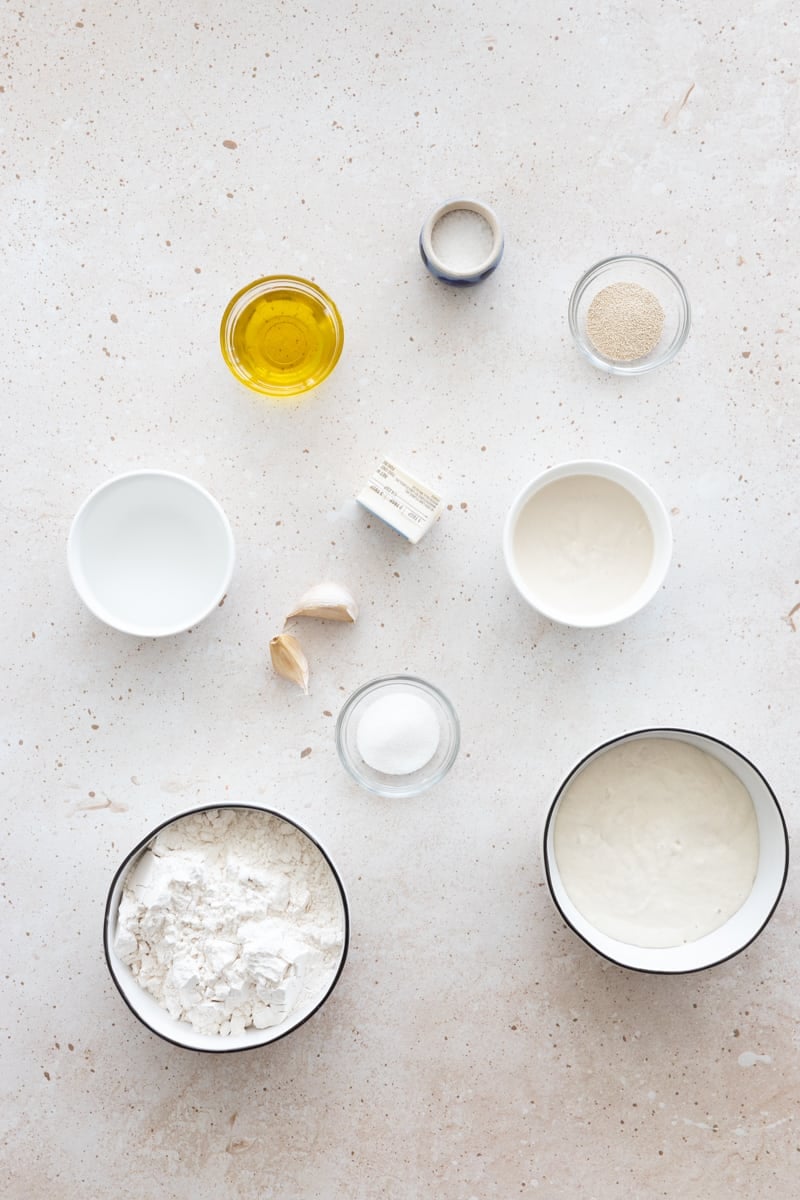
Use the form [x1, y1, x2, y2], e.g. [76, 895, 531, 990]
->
[225, 280, 343, 396]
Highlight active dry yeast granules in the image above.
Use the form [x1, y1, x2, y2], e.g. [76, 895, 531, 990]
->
[586, 281, 665, 361]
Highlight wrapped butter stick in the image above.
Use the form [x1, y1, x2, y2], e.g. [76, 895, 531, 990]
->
[356, 457, 444, 544]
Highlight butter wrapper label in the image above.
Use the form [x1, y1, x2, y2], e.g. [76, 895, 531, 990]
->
[357, 458, 444, 544]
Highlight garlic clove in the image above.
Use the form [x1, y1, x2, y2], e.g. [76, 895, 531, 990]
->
[285, 581, 358, 624]
[269, 634, 310, 694]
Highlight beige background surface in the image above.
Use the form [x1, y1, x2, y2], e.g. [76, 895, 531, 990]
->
[2, 1, 798, 1197]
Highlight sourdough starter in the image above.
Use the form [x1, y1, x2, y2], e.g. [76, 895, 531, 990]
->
[553, 738, 759, 948]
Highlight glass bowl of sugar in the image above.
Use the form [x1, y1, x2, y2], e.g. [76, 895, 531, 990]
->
[336, 675, 460, 798]
[569, 255, 690, 375]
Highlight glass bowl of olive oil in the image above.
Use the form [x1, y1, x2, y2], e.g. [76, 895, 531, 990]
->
[220, 275, 344, 397]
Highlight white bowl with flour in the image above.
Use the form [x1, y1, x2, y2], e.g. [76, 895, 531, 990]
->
[503, 460, 672, 627]
[543, 729, 788, 973]
[104, 805, 349, 1052]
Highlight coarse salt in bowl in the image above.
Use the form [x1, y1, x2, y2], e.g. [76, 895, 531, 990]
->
[104, 804, 349, 1052]
[419, 199, 504, 286]
[336, 675, 460, 798]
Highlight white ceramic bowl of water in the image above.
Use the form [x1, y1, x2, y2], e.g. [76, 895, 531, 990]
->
[68, 470, 235, 637]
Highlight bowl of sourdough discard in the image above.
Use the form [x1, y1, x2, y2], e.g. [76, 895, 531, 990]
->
[544, 729, 788, 973]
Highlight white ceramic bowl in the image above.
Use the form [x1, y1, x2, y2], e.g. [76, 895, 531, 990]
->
[503, 460, 672, 628]
[543, 729, 789, 974]
[104, 804, 350, 1052]
[419, 198, 504, 286]
[68, 470, 235, 637]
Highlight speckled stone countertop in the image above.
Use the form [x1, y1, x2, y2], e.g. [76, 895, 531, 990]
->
[3, 2, 799, 1197]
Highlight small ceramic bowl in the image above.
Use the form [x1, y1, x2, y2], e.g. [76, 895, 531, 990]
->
[568, 254, 690, 374]
[104, 804, 350, 1052]
[67, 470, 235, 637]
[543, 729, 789, 974]
[220, 275, 344, 397]
[336, 675, 460, 798]
[419, 199, 504, 286]
[503, 460, 672, 628]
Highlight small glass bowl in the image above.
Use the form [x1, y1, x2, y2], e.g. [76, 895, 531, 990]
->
[336, 675, 460, 798]
[220, 275, 344, 397]
[568, 255, 690, 375]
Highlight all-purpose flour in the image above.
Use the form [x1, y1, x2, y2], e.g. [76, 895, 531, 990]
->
[114, 808, 345, 1037]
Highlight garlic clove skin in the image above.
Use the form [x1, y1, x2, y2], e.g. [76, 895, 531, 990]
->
[269, 634, 310, 694]
[285, 582, 358, 624]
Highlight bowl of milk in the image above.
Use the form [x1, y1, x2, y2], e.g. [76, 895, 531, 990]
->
[503, 460, 672, 627]
[543, 729, 788, 973]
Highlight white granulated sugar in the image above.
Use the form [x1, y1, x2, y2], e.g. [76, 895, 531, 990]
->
[114, 808, 345, 1037]
[430, 209, 494, 271]
[355, 692, 440, 774]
